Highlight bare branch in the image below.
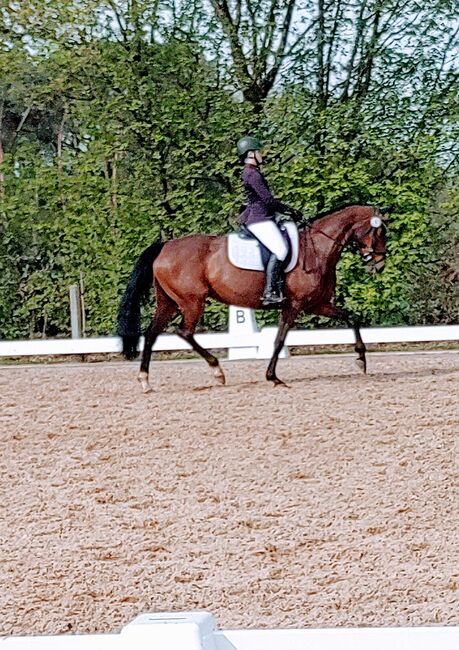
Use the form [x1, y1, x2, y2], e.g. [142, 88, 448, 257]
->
[378, 0, 413, 37]
[106, 0, 128, 41]
[354, 6, 382, 99]
[261, 0, 296, 93]
[209, 0, 252, 84]
[261, 0, 281, 60]
[10, 106, 32, 150]
[246, 0, 260, 68]
[274, 0, 296, 63]
[339, 0, 369, 102]
[234, 0, 242, 30]
[427, 23, 459, 93]
[316, 0, 326, 107]
[283, 18, 318, 59]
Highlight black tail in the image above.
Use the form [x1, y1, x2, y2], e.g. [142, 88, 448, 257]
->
[117, 241, 165, 360]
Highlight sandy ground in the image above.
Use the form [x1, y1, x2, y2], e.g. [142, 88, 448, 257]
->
[1, 352, 458, 636]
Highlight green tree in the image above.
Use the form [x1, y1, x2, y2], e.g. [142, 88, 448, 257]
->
[0, 0, 457, 338]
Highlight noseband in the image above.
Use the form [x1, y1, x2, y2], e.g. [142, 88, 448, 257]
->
[359, 223, 387, 263]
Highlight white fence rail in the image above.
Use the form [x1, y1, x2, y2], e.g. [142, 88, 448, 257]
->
[0, 306, 458, 361]
[2, 611, 459, 649]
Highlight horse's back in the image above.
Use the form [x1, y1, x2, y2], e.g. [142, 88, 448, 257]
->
[158, 233, 223, 264]
[153, 233, 225, 288]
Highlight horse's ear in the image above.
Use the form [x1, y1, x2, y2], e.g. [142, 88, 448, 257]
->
[380, 205, 394, 216]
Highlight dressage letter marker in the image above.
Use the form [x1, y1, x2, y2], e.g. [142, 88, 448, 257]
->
[228, 306, 259, 360]
[236, 310, 246, 324]
[228, 306, 289, 360]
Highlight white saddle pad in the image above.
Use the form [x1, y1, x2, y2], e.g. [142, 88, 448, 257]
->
[227, 221, 299, 273]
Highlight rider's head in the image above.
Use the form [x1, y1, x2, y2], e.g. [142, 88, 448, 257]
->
[237, 136, 263, 166]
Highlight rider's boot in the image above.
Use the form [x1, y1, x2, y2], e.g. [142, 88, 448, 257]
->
[262, 254, 285, 306]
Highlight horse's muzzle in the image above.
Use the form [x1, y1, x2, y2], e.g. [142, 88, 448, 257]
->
[374, 258, 386, 273]
[366, 257, 386, 273]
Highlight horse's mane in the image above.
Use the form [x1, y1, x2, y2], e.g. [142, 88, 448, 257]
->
[306, 202, 373, 223]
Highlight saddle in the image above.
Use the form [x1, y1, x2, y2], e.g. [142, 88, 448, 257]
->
[227, 220, 299, 273]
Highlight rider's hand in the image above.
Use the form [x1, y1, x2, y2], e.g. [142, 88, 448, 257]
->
[289, 207, 303, 222]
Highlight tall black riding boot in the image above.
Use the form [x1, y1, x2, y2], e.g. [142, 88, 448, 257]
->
[262, 254, 285, 306]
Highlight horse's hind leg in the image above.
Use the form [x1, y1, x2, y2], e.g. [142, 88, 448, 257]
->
[176, 301, 226, 386]
[138, 284, 178, 393]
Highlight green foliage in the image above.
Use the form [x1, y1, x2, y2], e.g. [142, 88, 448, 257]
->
[0, 1, 457, 339]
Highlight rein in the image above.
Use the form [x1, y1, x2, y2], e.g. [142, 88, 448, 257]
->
[298, 218, 387, 259]
[301, 220, 343, 245]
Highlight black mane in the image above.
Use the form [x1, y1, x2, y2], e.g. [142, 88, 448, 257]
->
[307, 202, 373, 223]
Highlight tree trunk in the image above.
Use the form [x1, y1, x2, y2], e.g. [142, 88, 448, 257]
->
[111, 152, 119, 213]
[316, 0, 326, 111]
[57, 110, 65, 172]
[104, 154, 119, 214]
[0, 98, 4, 201]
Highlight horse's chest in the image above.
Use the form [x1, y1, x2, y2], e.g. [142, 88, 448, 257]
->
[291, 267, 335, 306]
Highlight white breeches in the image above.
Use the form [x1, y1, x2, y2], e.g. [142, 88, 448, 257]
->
[247, 220, 289, 261]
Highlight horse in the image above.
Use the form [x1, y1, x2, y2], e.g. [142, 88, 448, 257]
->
[117, 203, 388, 392]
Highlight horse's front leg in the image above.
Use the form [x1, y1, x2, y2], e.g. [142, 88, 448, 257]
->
[313, 303, 367, 374]
[266, 306, 299, 386]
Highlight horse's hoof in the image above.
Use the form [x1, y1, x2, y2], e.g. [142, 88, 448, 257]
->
[355, 358, 367, 374]
[138, 372, 153, 393]
[214, 366, 226, 385]
[271, 378, 290, 388]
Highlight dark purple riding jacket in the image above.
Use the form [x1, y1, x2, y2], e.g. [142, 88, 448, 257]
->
[238, 165, 290, 225]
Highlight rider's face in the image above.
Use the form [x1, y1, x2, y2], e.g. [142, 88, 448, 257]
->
[255, 150, 263, 164]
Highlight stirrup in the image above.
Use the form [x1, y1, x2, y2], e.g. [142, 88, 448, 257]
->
[262, 291, 285, 306]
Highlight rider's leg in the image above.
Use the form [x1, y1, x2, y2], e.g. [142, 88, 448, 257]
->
[263, 253, 285, 304]
[247, 220, 288, 304]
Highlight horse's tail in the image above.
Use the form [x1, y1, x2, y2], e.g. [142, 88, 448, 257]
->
[117, 241, 165, 360]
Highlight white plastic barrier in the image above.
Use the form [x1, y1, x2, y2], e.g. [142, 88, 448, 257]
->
[0, 308, 458, 361]
[2, 611, 459, 649]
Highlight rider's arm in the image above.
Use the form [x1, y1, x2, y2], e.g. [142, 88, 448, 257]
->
[246, 168, 299, 217]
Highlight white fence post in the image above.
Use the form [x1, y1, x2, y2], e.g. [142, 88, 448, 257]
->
[69, 285, 82, 339]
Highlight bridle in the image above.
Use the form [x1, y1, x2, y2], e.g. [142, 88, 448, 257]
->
[358, 219, 388, 264]
[301, 212, 387, 265]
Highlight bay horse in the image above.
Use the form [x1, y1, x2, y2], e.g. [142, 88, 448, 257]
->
[117, 204, 388, 392]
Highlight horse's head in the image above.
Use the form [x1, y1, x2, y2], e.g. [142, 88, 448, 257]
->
[351, 206, 389, 273]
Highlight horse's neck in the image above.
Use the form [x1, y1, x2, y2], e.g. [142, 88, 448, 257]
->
[301, 211, 355, 268]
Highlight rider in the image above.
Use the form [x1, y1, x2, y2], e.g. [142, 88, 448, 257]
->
[237, 136, 302, 305]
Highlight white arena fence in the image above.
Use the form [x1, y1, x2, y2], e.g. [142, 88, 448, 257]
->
[2, 611, 459, 649]
[0, 306, 458, 360]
